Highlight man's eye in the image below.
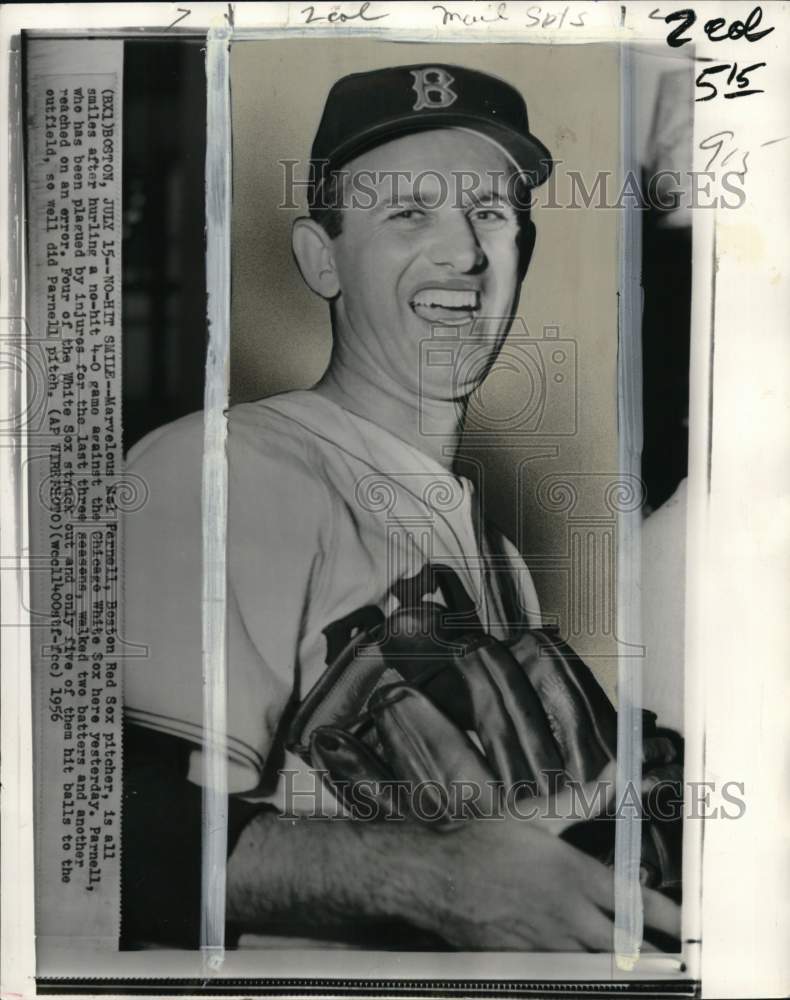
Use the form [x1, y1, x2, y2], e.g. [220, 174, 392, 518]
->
[470, 208, 508, 223]
[388, 208, 424, 221]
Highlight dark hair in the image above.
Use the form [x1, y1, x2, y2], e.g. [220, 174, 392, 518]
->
[309, 169, 346, 239]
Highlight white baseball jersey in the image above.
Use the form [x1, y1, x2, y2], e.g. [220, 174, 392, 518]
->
[123, 389, 541, 795]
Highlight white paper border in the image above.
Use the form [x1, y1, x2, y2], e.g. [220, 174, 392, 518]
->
[1, 3, 788, 997]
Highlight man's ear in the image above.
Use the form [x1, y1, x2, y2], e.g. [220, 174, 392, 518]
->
[291, 217, 340, 300]
[517, 219, 537, 281]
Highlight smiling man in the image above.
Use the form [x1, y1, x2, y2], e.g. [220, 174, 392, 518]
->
[298, 127, 533, 465]
[121, 64, 681, 952]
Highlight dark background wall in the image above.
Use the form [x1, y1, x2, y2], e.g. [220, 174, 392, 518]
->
[641, 207, 691, 511]
[122, 40, 207, 453]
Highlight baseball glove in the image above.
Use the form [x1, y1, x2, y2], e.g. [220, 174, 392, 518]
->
[286, 565, 683, 898]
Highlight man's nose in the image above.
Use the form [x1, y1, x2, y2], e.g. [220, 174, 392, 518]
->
[427, 213, 486, 273]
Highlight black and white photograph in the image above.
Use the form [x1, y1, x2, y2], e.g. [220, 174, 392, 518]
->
[2, 3, 789, 997]
[122, 37, 687, 955]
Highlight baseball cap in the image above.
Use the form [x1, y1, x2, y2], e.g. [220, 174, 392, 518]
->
[308, 63, 554, 206]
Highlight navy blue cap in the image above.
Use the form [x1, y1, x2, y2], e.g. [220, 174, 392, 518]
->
[309, 63, 554, 204]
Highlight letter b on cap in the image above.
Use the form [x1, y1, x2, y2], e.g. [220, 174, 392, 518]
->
[410, 68, 457, 111]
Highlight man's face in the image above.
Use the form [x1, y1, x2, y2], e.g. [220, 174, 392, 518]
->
[327, 129, 527, 402]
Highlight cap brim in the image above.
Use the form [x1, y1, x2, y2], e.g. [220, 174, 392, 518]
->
[321, 112, 554, 188]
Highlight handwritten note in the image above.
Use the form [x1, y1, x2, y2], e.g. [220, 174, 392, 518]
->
[299, 1, 389, 25]
[651, 5, 774, 101]
[432, 3, 588, 29]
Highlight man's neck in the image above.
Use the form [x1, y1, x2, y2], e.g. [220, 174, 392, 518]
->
[311, 367, 465, 472]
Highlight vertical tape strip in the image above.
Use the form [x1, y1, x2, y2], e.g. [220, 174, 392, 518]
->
[614, 41, 645, 969]
[201, 24, 232, 967]
[1, 37, 37, 994]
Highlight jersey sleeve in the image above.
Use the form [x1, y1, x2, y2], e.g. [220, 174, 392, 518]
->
[123, 407, 330, 793]
[224, 409, 332, 785]
[123, 413, 207, 759]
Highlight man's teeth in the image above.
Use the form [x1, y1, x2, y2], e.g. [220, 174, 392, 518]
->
[411, 289, 478, 310]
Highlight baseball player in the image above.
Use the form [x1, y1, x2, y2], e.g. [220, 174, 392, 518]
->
[121, 65, 681, 951]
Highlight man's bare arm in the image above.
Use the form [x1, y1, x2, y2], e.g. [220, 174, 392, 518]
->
[227, 812, 435, 939]
[227, 810, 681, 951]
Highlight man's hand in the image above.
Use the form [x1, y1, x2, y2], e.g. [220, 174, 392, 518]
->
[412, 812, 680, 951]
[227, 804, 681, 951]
[290, 623, 684, 897]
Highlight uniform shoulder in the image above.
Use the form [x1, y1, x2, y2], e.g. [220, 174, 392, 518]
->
[226, 396, 335, 569]
[125, 394, 338, 502]
[126, 394, 320, 471]
[227, 391, 338, 483]
[125, 411, 205, 485]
